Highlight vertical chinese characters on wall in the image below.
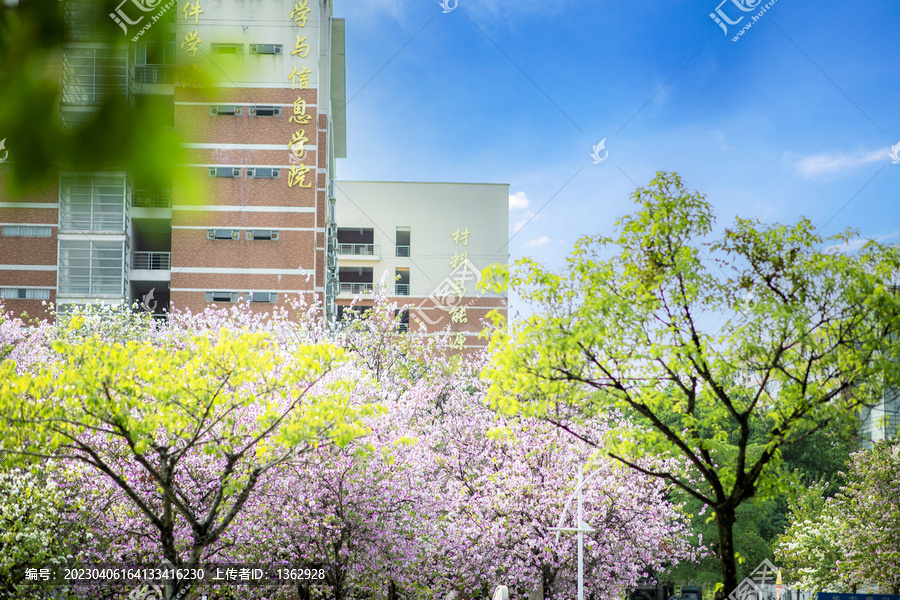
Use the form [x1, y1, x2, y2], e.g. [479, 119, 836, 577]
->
[179, 0, 204, 88]
[287, 0, 314, 190]
[448, 227, 472, 350]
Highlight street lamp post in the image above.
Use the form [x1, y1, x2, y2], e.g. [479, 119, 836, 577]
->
[550, 465, 598, 600]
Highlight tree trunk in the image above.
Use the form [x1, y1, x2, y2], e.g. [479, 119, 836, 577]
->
[389, 579, 398, 600]
[297, 583, 311, 600]
[333, 568, 343, 600]
[716, 506, 739, 596]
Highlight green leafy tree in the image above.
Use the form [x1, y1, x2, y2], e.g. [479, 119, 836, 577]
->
[482, 172, 900, 594]
[0, 0, 197, 198]
[665, 421, 853, 585]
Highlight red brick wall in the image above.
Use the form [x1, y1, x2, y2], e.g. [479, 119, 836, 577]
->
[0, 173, 59, 321]
[171, 85, 327, 314]
[171, 229, 316, 270]
[0, 298, 53, 320]
[0, 236, 57, 266]
[176, 103, 318, 146]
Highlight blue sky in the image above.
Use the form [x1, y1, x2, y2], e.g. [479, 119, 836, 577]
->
[335, 0, 899, 269]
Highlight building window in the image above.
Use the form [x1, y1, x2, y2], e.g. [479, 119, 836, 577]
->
[59, 175, 126, 232]
[58, 240, 124, 296]
[210, 105, 242, 116]
[395, 268, 410, 296]
[208, 167, 242, 178]
[249, 44, 282, 55]
[249, 106, 282, 117]
[249, 292, 278, 303]
[133, 38, 176, 84]
[336, 228, 376, 256]
[247, 230, 279, 241]
[207, 229, 240, 240]
[246, 168, 280, 179]
[1, 225, 52, 237]
[395, 309, 409, 333]
[205, 291, 243, 303]
[338, 267, 374, 295]
[211, 43, 243, 54]
[396, 227, 410, 257]
[0, 288, 51, 300]
[61, 47, 127, 105]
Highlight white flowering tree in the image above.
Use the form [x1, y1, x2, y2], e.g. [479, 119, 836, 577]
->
[777, 441, 900, 593]
[775, 482, 855, 592]
[0, 461, 87, 599]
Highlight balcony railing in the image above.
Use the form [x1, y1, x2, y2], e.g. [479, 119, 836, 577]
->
[133, 252, 171, 270]
[61, 49, 128, 106]
[337, 243, 379, 257]
[59, 211, 125, 232]
[338, 282, 374, 295]
[395, 283, 410, 296]
[57, 276, 123, 296]
[395, 245, 410, 257]
[134, 65, 175, 85]
[133, 190, 173, 208]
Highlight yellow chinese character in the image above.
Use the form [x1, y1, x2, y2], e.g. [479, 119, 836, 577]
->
[289, 97, 311, 124]
[287, 165, 313, 189]
[290, 0, 311, 26]
[181, 30, 201, 58]
[291, 35, 310, 58]
[449, 251, 468, 269]
[451, 227, 470, 246]
[182, 0, 203, 25]
[450, 305, 467, 324]
[287, 66, 312, 90]
[178, 65, 205, 88]
[289, 129, 309, 160]
[450, 333, 466, 350]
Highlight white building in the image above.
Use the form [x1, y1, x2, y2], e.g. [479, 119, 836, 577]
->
[333, 180, 508, 347]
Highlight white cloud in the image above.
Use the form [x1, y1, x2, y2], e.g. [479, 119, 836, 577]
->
[826, 230, 899, 254]
[711, 129, 731, 151]
[525, 235, 549, 247]
[512, 211, 534, 234]
[793, 148, 890, 178]
[509, 191, 530, 211]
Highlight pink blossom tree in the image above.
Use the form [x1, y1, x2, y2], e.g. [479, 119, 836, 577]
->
[0, 307, 373, 600]
[2, 294, 699, 600]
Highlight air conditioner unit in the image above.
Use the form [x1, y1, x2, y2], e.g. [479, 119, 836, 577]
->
[207, 229, 239, 240]
[210, 105, 242, 116]
[249, 106, 281, 117]
[247, 230, 279, 241]
[211, 43, 243, 54]
[247, 168, 280, 179]
[208, 167, 241, 178]
[250, 44, 282, 55]
[207, 291, 240, 303]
